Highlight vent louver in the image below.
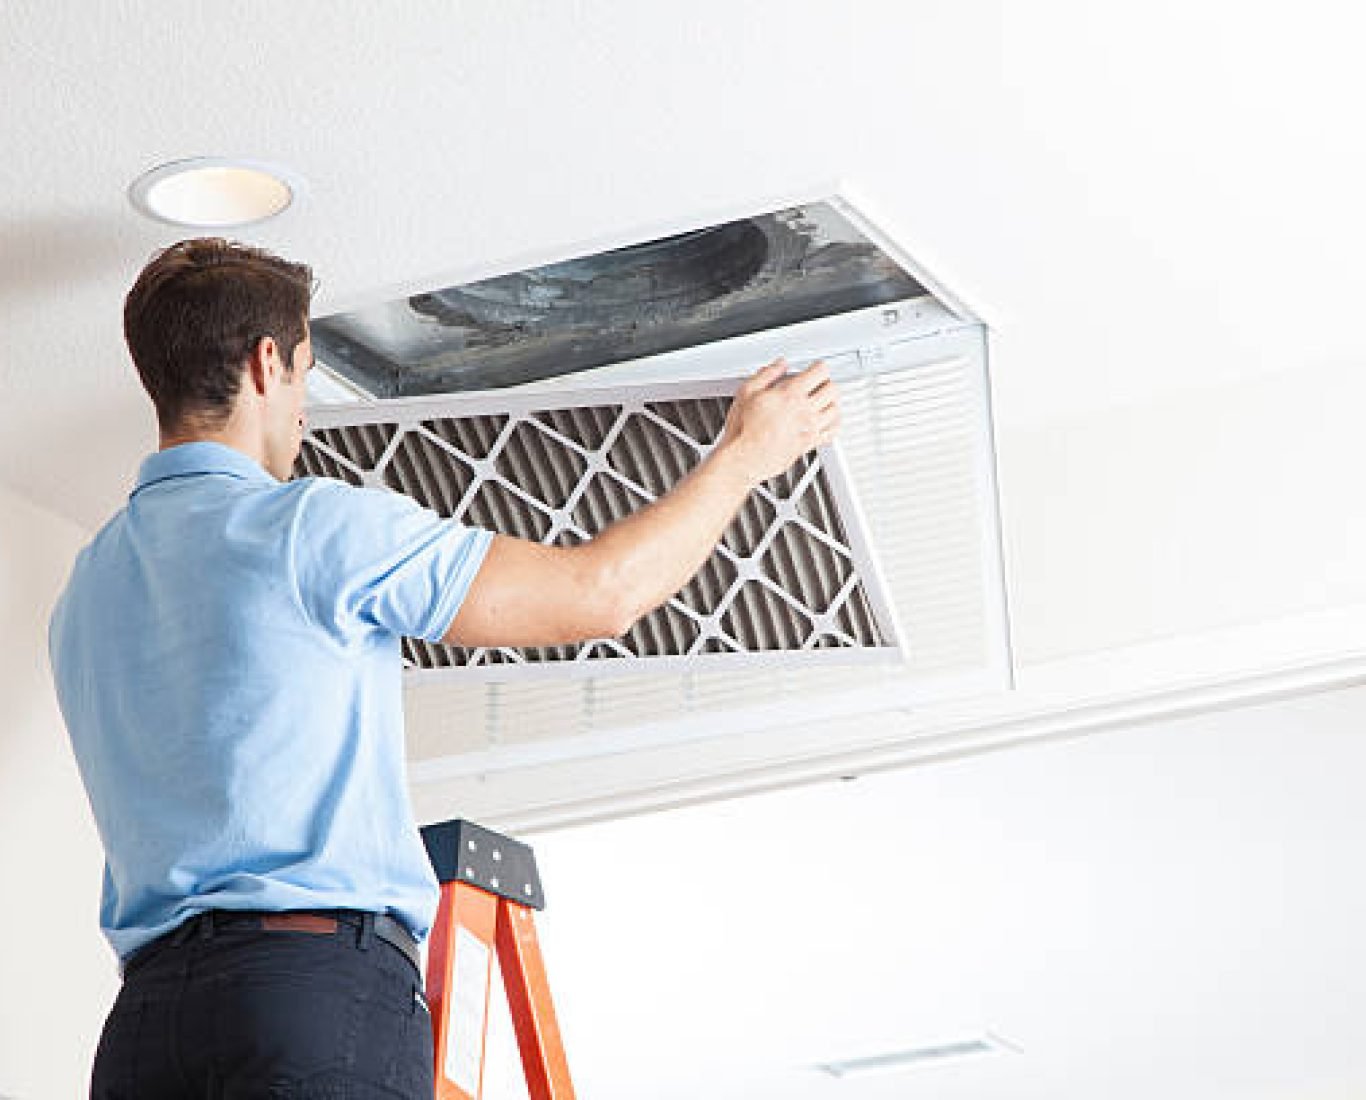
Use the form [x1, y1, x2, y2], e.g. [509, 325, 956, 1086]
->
[296, 379, 902, 680]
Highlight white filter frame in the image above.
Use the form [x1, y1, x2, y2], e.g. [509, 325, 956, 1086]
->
[302, 374, 905, 683]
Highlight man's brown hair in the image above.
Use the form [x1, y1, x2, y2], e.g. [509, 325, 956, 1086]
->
[124, 238, 314, 431]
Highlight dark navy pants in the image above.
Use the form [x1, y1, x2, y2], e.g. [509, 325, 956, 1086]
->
[91, 913, 433, 1098]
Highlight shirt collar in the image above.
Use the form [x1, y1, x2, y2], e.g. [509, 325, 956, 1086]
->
[133, 442, 278, 496]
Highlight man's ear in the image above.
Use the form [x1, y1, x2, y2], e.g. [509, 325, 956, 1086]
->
[245, 336, 280, 397]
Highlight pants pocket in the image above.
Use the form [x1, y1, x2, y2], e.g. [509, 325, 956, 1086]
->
[211, 969, 364, 1096]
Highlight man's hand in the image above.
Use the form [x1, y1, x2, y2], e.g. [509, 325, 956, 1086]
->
[444, 357, 842, 648]
[714, 358, 841, 487]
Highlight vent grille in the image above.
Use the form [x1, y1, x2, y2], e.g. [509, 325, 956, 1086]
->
[815, 1033, 1017, 1078]
[296, 380, 901, 679]
[836, 346, 990, 673]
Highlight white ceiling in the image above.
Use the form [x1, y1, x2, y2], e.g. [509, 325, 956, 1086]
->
[5, 2, 1366, 1097]
[4, 1, 1365, 668]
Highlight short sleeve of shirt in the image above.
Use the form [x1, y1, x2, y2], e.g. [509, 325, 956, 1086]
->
[290, 479, 494, 643]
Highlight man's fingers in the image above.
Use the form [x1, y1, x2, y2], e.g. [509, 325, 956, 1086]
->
[742, 357, 788, 395]
[744, 357, 831, 399]
[805, 374, 839, 417]
[731, 353, 843, 467]
[787, 359, 830, 394]
[807, 377, 837, 403]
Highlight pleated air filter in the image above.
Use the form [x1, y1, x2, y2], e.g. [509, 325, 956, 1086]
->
[296, 378, 902, 681]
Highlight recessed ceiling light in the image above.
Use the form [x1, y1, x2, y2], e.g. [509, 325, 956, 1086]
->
[128, 157, 302, 228]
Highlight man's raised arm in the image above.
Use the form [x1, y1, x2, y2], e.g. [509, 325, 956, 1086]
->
[443, 358, 840, 648]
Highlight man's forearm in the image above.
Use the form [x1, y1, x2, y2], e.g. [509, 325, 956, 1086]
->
[444, 359, 838, 649]
[582, 441, 759, 631]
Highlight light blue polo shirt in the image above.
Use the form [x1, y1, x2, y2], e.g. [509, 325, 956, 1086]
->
[49, 442, 493, 963]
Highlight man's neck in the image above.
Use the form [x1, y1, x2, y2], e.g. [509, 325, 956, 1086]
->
[159, 420, 269, 473]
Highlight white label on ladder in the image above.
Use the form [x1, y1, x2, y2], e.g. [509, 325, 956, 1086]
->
[445, 925, 492, 1096]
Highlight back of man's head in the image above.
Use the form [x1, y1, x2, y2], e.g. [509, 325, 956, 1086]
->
[124, 238, 313, 433]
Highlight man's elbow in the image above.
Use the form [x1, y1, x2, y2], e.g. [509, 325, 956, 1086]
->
[579, 559, 647, 641]
[588, 589, 643, 641]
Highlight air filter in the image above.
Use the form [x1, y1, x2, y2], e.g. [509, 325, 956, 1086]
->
[296, 377, 902, 681]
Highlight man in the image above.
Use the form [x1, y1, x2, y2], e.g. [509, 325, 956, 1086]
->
[50, 238, 840, 1097]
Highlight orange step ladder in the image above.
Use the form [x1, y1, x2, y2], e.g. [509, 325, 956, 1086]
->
[420, 819, 576, 1100]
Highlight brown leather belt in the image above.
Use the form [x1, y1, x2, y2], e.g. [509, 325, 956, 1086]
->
[145, 909, 423, 974]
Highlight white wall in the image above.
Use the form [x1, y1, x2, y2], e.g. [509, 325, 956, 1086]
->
[0, 486, 113, 1098]
[509, 678, 1366, 1100]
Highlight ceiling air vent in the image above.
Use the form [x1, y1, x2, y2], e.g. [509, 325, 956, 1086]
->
[297, 378, 902, 679]
[302, 192, 1011, 826]
[815, 1033, 1019, 1079]
[311, 199, 925, 396]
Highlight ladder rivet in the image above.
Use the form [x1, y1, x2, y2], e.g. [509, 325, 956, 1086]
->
[493, 849, 502, 861]
[467, 839, 477, 852]
[490, 877, 500, 889]
[465, 866, 474, 876]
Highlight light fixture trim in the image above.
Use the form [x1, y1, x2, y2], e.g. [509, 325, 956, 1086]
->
[128, 157, 305, 229]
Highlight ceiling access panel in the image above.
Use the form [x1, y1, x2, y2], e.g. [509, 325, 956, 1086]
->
[300, 194, 1012, 826]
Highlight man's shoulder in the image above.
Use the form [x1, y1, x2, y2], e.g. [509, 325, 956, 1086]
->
[287, 475, 424, 522]
[68, 505, 132, 575]
[284, 477, 441, 560]
[49, 505, 133, 649]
